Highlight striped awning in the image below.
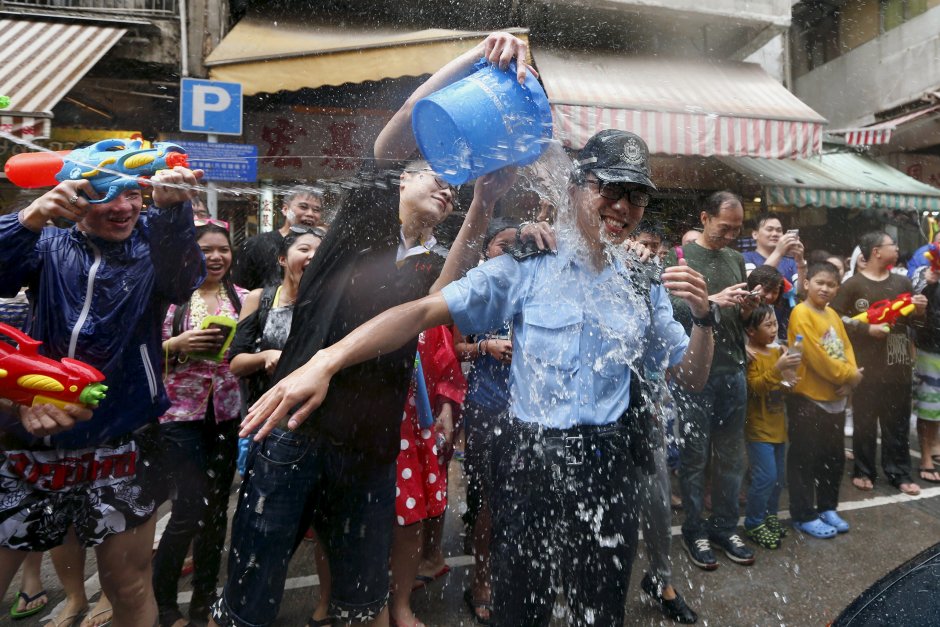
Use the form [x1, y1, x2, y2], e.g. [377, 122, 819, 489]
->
[535, 50, 827, 159]
[721, 151, 940, 211]
[833, 105, 940, 147]
[0, 19, 127, 140]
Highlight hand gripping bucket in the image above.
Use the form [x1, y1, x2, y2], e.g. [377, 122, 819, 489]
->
[412, 60, 553, 185]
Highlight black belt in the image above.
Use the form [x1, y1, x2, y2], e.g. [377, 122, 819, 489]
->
[509, 417, 624, 466]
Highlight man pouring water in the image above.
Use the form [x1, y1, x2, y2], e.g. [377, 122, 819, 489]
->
[242, 34, 715, 627]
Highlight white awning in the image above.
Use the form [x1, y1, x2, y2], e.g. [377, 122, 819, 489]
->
[206, 19, 528, 95]
[535, 50, 827, 158]
[0, 18, 126, 140]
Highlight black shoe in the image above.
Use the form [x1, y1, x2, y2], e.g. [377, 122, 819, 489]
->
[641, 573, 698, 624]
[709, 532, 756, 565]
[682, 535, 718, 571]
[188, 592, 217, 622]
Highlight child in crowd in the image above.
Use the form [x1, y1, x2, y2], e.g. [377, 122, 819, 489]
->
[743, 304, 800, 549]
[786, 262, 863, 538]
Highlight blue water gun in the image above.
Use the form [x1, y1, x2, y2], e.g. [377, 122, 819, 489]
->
[413, 353, 435, 429]
[5, 138, 189, 204]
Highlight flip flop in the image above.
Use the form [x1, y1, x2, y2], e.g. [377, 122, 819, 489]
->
[411, 564, 450, 591]
[919, 468, 940, 484]
[44, 606, 89, 627]
[83, 603, 114, 627]
[9, 589, 47, 619]
[897, 482, 921, 496]
[852, 476, 874, 491]
[463, 588, 493, 625]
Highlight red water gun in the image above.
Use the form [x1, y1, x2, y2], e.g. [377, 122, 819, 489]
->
[0, 323, 107, 410]
[851, 293, 916, 327]
[925, 243, 940, 273]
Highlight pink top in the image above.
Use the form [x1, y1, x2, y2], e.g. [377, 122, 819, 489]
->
[159, 286, 248, 424]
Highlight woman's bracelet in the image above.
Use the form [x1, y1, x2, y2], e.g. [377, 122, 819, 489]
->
[477, 339, 485, 356]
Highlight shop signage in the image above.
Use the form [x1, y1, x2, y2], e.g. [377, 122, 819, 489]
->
[175, 141, 258, 183]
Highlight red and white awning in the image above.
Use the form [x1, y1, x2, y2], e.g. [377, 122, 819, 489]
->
[534, 50, 827, 159]
[0, 116, 50, 140]
[835, 105, 940, 147]
[0, 18, 126, 140]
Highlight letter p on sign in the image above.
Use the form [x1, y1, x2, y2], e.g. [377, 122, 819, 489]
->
[180, 78, 243, 135]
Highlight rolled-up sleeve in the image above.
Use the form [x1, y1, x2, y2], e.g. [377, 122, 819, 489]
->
[441, 255, 526, 338]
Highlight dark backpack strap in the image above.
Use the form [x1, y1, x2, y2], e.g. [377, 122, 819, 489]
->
[255, 284, 279, 338]
[171, 301, 190, 338]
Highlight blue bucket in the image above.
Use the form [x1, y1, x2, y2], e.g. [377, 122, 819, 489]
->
[412, 60, 553, 185]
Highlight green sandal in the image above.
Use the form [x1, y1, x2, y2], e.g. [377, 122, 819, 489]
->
[10, 589, 47, 620]
[745, 523, 780, 550]
[765, 514, 788, 539]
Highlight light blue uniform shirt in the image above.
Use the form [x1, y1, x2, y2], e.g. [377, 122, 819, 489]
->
[441, 245, 690, 429]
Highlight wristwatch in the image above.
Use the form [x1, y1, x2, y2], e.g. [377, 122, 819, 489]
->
[692, 302, 721, 328]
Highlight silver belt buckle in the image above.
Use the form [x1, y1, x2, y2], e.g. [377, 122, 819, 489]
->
[564, 434, 584, 465]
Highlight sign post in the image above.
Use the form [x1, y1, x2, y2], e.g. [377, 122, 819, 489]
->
[180, 78, 244, 216]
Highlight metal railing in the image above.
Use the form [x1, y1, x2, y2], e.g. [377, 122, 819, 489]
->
[1, 0, 179, 17]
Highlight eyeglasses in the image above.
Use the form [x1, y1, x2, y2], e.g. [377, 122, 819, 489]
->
[873, 242, 898, 249]
[289, 225, 327, 238]
[194, 218, 230, 230]
[409, 168, 460, 203]
[585, 179, 651, 207]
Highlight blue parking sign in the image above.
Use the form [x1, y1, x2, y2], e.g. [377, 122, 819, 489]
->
[180, 78, 242, 135]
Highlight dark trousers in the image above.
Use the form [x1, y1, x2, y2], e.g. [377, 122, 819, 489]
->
[461, 399, 505, 530]
[673, 370, 747, 539]
[786, 395, 844, 523]
[152, 415, 239, 610]
[489, 419, 638, 627]
[851, 376, 913, 486]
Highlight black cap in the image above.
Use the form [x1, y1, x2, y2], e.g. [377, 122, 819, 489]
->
[575, 129, 656, 191]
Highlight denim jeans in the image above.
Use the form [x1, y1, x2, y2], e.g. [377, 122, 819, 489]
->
[744, 441, 785, 529]
[489, 419, 638, 627]
[674, 370, 747, 539]
[152, 417, 238, 611]
[211, 428, 395, 627]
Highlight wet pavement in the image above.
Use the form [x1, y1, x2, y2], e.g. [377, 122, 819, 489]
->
[5, 437, 940, 626]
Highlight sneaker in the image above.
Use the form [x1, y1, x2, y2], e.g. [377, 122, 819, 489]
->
[793, 517, 837, 539]
[709, 532, 756, 565]
[765, 514, 787, 539]
[682, 535, 718, 571]
[819, 510, 850, 533]
[744, 523, 780, 550]
[641, 573, 698, 624]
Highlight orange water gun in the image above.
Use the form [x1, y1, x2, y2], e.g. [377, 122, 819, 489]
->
[925, 243, 940, 273]
[851, 293, 916, 327]
[0, 323, 107, 410]
[4, 139, 187, 204]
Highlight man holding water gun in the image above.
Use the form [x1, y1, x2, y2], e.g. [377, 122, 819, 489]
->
[0, 141, 206, 627]
[833, 231, 927, 496]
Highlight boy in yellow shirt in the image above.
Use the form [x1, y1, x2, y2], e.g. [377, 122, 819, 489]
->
[744, 304, 800, 549]
[786, 262, 864, 538]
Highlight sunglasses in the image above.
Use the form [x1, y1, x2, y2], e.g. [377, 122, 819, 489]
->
[586, 179, 651, 208]
[289, 225, 327, 238]
[194, 218, 230, 230]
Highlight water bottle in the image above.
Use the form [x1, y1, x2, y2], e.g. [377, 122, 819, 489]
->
[782, 334, 803, 388]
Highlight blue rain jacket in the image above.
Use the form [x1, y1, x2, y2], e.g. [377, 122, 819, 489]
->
[0, 202, 206, 448]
